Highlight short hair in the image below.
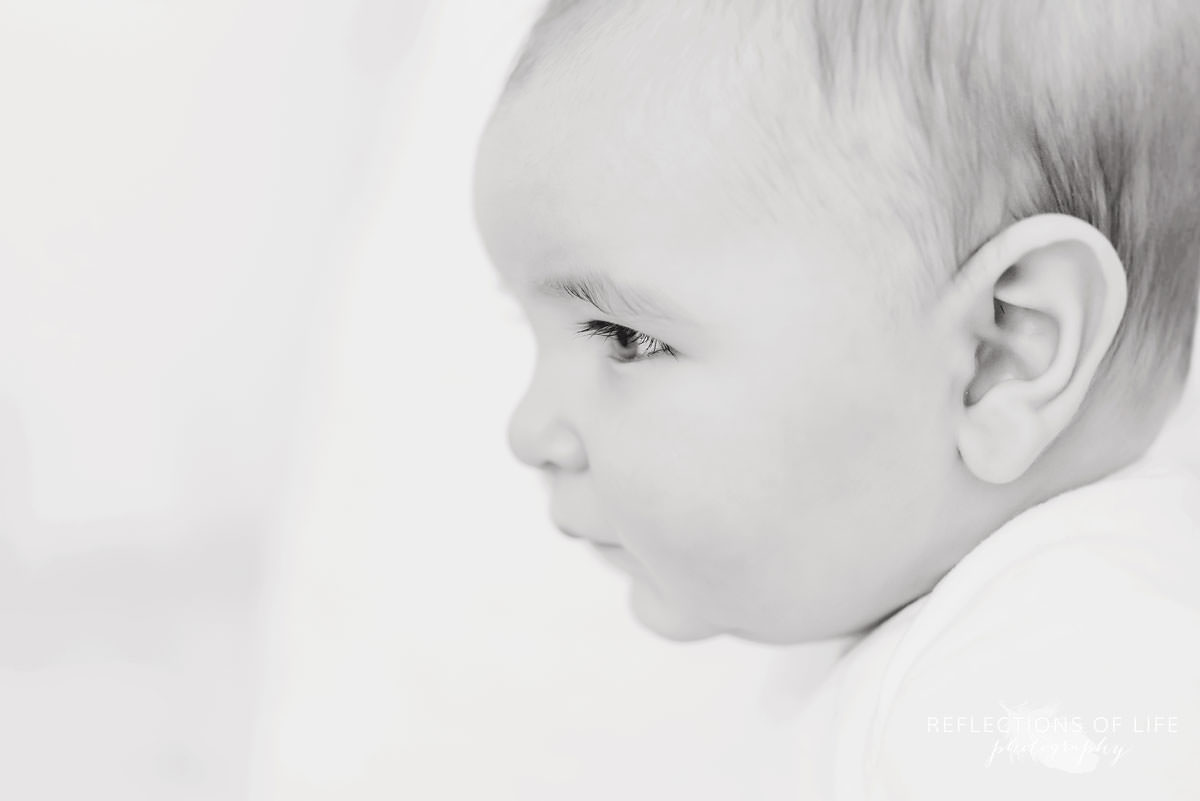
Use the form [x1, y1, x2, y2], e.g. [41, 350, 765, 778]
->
[502, 0, 1200, 409]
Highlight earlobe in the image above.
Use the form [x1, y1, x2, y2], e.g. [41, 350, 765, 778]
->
[950, 215, 1127, 484]
[958, 392, 1046, 484]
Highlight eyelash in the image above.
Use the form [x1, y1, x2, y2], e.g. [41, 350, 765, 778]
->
[575, 320, 677, 363]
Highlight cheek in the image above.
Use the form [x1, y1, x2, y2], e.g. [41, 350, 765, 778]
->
[584, 341, 948, 632]
[594, 422, 738, 553]
[588, 383, 806, 608]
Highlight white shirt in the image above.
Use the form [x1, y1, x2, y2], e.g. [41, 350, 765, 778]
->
[788, 452, 1200, 800]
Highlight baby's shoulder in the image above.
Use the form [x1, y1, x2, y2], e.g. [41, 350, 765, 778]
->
[924, 515, 1200, 659]
[868, 514, 1200, 799]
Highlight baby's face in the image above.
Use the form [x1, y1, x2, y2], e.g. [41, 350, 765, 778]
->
[474, 44, 965, 643]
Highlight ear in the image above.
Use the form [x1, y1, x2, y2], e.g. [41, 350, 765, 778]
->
[943, 214, 1128, 484]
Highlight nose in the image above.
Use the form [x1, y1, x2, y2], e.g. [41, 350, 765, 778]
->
[506, 367, 588, 473]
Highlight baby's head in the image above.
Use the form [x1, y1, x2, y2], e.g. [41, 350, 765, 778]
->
[473, 0, 1200, 643]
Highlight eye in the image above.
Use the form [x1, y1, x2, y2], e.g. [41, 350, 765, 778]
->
[575, 320, 677, 363]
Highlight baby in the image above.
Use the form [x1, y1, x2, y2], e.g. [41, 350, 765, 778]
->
[473, 1, 1200, 797]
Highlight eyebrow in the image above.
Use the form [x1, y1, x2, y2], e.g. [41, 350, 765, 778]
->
[526, 272, 685, 322]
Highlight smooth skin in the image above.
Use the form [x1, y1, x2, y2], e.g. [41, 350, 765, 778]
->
[472, 11, 1131, 644]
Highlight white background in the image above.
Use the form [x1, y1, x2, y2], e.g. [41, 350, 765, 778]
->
[2, 2, 1198, 799]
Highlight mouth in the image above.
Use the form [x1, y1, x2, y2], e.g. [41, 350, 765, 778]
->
[556, 523, 622, 549]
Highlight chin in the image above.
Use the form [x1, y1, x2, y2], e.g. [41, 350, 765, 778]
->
[628, 581, 724, 643]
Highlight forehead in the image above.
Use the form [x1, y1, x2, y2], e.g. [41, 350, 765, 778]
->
[472, 5, 904, 320]
[476, 102, 786, 286]
[475, 110, 811, 326]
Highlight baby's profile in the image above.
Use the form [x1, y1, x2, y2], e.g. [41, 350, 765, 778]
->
[473, 1, 1200, 796]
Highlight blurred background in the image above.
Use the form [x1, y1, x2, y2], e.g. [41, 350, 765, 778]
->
[2, 1, 1199, 799]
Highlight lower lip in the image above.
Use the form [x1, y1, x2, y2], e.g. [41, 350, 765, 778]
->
[591, 542, 636, 570]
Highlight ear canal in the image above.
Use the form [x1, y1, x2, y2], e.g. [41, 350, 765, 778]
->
[964, 298, 1060, 406]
